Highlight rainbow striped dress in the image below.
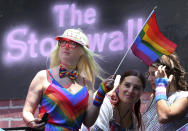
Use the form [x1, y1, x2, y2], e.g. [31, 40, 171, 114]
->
[38, 69, 89, 131]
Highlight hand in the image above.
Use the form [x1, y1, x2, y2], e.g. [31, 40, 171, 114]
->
[27, 118, 46, 129]
[103, 75, 116, 93]
[107, 75, 121, 96]
[155, 65, 173, 84]
[93, 75, 116, 107]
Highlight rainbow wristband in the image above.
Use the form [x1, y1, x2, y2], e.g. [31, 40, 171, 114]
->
[155, 78, 168, 102]
[93, 82, 108, 107]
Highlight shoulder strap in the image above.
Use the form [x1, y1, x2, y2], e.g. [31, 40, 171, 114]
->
[46, 69, 54, 83]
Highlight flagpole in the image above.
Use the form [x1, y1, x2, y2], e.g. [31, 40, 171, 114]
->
[113, 6, 157, 75]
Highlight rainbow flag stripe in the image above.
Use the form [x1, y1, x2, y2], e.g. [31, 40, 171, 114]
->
[131, 12, 177, 65]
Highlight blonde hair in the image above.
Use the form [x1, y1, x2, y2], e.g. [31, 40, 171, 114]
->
[49, 43, 103, 85]
[50, 44, 61, 68]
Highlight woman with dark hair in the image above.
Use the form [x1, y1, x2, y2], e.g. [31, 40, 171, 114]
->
[81, 70, 146, 131]
[142, 53, 188, 130]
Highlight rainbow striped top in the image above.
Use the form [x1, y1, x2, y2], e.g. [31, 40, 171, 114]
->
[38, 69, 89, 131]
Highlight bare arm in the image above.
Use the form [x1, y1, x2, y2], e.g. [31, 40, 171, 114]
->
[83, 76, 115, 127]
[82, 80, 100, 127]
[156, 97, 188, 123]
[155, 65, 188, 123]
[22, 70, 46, 127]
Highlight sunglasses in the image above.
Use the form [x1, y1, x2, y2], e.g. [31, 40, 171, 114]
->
[58, 40, 81, 49]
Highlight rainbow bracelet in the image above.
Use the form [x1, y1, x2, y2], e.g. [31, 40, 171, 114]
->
[93, 82, 108, 107]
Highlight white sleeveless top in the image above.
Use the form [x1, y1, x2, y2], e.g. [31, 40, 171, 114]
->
[142, 91, 188, 131]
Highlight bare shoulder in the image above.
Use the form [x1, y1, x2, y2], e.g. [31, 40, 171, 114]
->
[35, 70, 47, 79]
[174, 97, 188, 106]
[29, 70, 48, 88]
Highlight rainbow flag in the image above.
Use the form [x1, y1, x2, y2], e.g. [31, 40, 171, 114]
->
[131, 11, 177, 66]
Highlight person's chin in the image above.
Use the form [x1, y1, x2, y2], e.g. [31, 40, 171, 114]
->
[123, 96, 134, 103]
[124, 101, 134, 105]
[61, 56, 73, 62]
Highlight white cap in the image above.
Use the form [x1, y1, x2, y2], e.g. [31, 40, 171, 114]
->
[55, 28, 89, 47]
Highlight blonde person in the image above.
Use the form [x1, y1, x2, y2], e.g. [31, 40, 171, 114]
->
[22, 28, 115, 130]
[81, 70, 146, 131]
[142, 53, 188, 130]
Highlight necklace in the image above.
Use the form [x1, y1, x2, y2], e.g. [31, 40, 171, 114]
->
[117, 107, 130, 125]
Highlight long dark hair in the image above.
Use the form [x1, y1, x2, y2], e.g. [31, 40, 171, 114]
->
[112, 70, 145, 129]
